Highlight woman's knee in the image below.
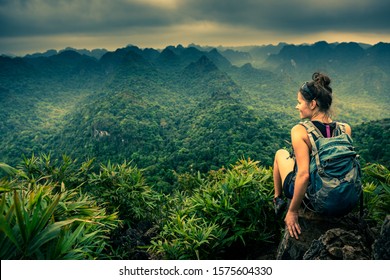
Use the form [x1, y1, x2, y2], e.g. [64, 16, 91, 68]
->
[274, 149, 294, 178]
[275, 149, 290, 162]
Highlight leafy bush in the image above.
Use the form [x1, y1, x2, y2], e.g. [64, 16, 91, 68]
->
[87, 161, 162, 223]
[150, 213, 226, 260]
[0, 164, 118, 259]
[362, 163, 390, 226]
[149, 158, 275, 259]
[16, 153, 94, 190]
[85, 161, 164, 259]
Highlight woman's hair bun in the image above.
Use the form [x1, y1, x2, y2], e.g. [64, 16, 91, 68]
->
[312, 72, 332, 93]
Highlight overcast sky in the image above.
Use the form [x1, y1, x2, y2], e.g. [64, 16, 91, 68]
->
[1, 0, 390, 55]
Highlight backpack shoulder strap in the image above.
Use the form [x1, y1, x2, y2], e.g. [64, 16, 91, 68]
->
[300, 121, 322, 171]
[300, 121, 323, 140]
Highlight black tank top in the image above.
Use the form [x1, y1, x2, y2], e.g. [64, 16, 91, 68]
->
[312, 121, 336, 138]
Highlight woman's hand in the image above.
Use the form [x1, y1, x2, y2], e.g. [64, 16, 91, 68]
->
[284, 210, 301, 239]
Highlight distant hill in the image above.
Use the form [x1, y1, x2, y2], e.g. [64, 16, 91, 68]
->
[188, 42, 287, 67]
[24, 47, 108, 60]
[266, 41, 390, 71]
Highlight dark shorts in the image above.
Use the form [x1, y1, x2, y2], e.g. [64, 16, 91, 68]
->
[283, 170, 296, 199]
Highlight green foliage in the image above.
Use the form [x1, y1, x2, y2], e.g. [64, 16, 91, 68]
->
[362, 164, 390, 226]
[87, 161, 162, 224]
[174, 171, 205, 194]
[0, 176, 118, 260]
[150, 214, 226, 260]
[149, 158, 275, 259]
[354, 119, 390, 167]
[12, 153, 94, 190]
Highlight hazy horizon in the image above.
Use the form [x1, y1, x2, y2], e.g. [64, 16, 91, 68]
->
[2, 39, 387, 58]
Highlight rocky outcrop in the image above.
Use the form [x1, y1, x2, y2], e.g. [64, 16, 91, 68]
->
[372, 215, 390, 260]
[276, 209, 387, 259]
[303, 228, 371, 259]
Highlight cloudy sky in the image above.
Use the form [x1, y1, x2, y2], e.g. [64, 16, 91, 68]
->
[1, 0, 390, 55]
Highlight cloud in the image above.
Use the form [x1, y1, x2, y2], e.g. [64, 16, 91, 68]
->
[2, 0, 389, 38]
[0, 0, 389, 55]
[0, 0, 182, 37]
[180, 0, 390, 34]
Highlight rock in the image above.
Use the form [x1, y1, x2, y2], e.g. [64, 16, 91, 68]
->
[303, 228, 371, 260]
[372, 215, 390, 260]
[276, 208, 374, 259]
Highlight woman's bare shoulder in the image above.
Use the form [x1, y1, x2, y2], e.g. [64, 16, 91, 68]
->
[344, 123, 352, 135]
[291, 123, 308, 135]
[291, 123, 311, 147]
[337, 122, 352, 136]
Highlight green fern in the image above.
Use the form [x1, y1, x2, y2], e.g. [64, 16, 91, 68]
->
[362, 163, 390, 226]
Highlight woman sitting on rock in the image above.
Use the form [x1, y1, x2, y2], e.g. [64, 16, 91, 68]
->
[272, 72, 352, 240]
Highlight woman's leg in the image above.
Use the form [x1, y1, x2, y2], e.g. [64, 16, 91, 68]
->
[273, 149, 295, 198]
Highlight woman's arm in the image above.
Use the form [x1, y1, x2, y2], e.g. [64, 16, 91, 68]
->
[344, 123, 352, 136]
[284, 124, 311, 239]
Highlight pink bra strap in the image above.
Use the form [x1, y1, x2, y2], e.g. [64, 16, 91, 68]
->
[325, 124, 331, 138]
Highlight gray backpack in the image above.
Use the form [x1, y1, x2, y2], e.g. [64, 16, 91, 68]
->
[301, 121, 362, 216]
